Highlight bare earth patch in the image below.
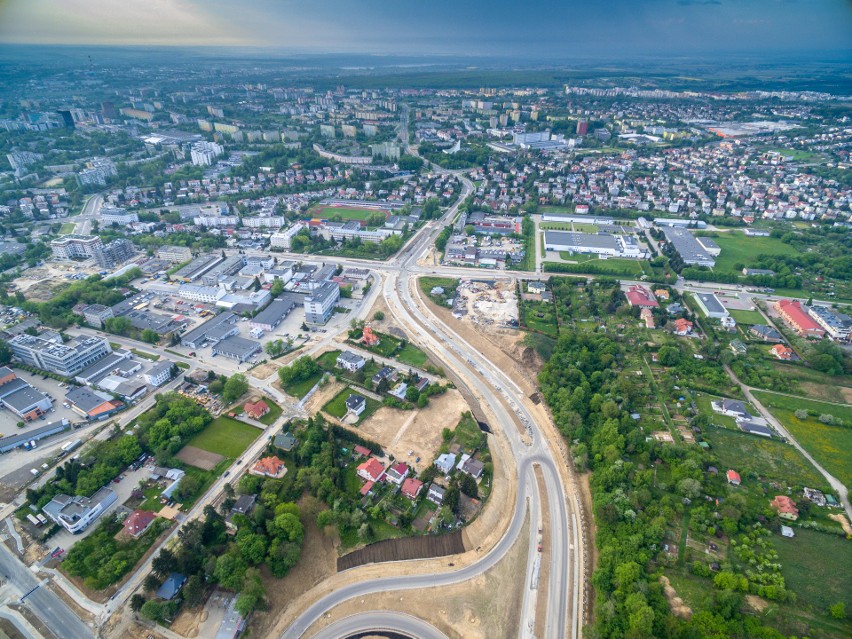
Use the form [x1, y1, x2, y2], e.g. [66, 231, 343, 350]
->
[175, 446, 224, 471]
[829, 513, 852, 536]
[660, 575, 692, 619]
[745, 594, 770, 614]
[350, 389, 469, 473]
[248, 361, 279, 381]
[302, 511, 530, 639]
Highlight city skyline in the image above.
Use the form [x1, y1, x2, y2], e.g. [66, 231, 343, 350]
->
[0, 0, 850, 58]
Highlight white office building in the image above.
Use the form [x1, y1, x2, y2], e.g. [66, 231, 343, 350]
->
[270, 223, 306, 249]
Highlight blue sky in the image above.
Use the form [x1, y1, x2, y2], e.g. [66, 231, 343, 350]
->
[0, 0, 849, 57]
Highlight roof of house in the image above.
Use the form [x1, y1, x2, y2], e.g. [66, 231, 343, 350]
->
[273, 432, 297, 451]
[353, 445, 371, 456]
[244, 399, 270, 418]
[65, 386, 123, 415]
[401, 477, 424, 499]
[359, 480, 375, 496]
[726, 469, 741, 482]
[770, 495, 799, 515]
[156, 572, 187, 600]
[776, 299, 822, 332]
[337, 351, 366, 365]
[231, 494, 256, 514]
[750, 324, 782, 339]
[123, 510, 156, 536]
[625, 285, 659, 308]
[252, 456, 284, 476]
[357, 458, 385, 481]
[345, 394, 366, 410]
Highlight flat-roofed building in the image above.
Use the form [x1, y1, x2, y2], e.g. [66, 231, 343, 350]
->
[694, 293, 729, 319]
[249, 297, 296, 332]
[211, 335, 261, 362]
[9, 334, 111, 377]
[50, 234, 103, 260]
[661, 227, 715, 267]
[304, 282, 340, 325]
[172, 254, 224, 282]
[82, 304, 114, 329]
[807, 305, 852, 341]
[157, 245, 193, 263]
[43, 487, 117, 534]
[180, 312, 239, 349]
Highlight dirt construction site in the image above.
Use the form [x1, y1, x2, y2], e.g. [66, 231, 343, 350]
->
[452, 278, 519, 327]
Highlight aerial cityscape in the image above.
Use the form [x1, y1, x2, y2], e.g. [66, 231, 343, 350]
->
[0, 2, 850, 639]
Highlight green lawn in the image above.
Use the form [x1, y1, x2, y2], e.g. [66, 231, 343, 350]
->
[521, 299, 559, 337]
[703, 232, 798, 276]
[313, 206, 383, 221]
[316, 350, 343, 370]
[257, 400, 283, 425]
[768, 362, 852, 404]
[754, 391, 852, 490]
[396, 343, 429, 368]
[59, 222, 76, 234]
[774, 528, 852, 614]
[282, 372, 323, 399]
[186, 416, 260, 458]
[131, 348, 159, 361]
[453, 412, 485, 451]
[323, 387, 380, 424]
[541, 222, 599, 233]
[703, 427, 825, 488]
[728, 309, 765, 325]
[555, 256, 646, 276]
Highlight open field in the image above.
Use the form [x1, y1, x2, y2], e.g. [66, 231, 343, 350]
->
[186, 416, 260, 458]
[704, 232, 797, 275]
[703, 426, 825, 488]
[175, 445, 224, 471]
[351, 388, 470, 473]
[59, 222, 76, 234]
[542, 222, 599, 232]
[754, 391, 852, 490]
[281, 372, 323, 399]
[768, 363, 852, 404]
[555, 256, 647, 275]
[774, 528, 852, 614]
[729, 309, 765, 325]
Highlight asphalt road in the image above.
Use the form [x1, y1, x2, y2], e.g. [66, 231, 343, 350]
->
[310, 611, 448, 639]
[0, 542, 94, 639]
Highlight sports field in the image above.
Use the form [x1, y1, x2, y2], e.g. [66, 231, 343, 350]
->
[186, 416, 260, 458]
[310, 205, 389, 221]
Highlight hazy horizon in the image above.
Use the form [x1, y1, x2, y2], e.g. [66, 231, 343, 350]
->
[1, 0, 850, 59]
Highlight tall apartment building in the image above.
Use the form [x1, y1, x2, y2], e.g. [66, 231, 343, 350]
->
[93, 239, 136, 269]
[157, 245, 192, 263]
[6, 151, 43, 177]
[269, 223, 306, 249]
[77, 157, 116, 187]
[9, 334, 112, 377]
[50, 234, 104, 260]
[304, 282, 340, 325]
[190, 141, 224, 166]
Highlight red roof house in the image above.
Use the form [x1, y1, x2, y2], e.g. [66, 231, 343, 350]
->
[726, 470, 741, 485]
[770, 344, 794, 360]
[250, 456, 286, 478]
[357, 458, 386, 483]
[244, 400, 270, 420]
[123, 510, 156, 538]
[775, 300, 825, 338]
[770, 495, 799, 521]
[673, 318, 693, 336]
[353, 445, 371, 457]
[401, 477, 424, 500]
[359, 480, 375, 496]
[625, 285, 659, 308]
[361, 325, 380, 347]
[385, 462, 410, 485]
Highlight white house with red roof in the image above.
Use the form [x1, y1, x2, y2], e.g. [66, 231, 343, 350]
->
[356, 458, 386, 483]
[385, 462, 410, 485]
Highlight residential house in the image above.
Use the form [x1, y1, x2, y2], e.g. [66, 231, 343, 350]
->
[356, 458, 385, 483]
[625, 285, 659, 308]
[726, 470, 742, 486]
[244, 399, 270, 420]
[122, 510, 156, 538]
[729, 339, 747, 355]
[749, 325, 783, 342]
[336, 351, 366, 373]
[361, 326, 380, 347]
[156, 573, 187, 600]
[770, 495, 799, 521]
[770, 344, 795, 360]
[712, 399, 751, 419]
[775, 300, 824, 338]
[427, 483, 446, 505]
[250, 456, 286, 478]
[401, 477, 424, 500]
[385, 462, 410, 485]
[345, 394, 366, 417]
[372, 366, 397, 386]
[672, 318, 693, 335]
[461, 457, 485, 479]
[43, 487, 117, 534]
[231, 494, 256, 515]
[435, 453, 456, 475]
